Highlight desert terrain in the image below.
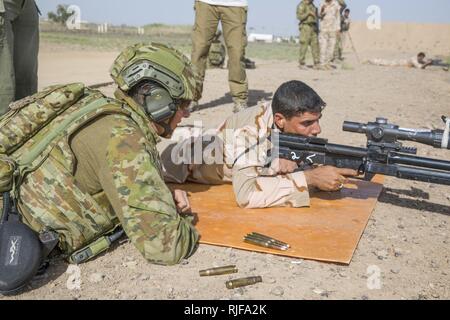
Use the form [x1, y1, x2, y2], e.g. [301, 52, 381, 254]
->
[1, 22, 450, 300]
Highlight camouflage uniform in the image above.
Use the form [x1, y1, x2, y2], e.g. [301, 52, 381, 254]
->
[334, 7, 350, 60]
[318, 0, 344, 65]
[365, 56, 428, 69]
[0, 0, 39, 115]
[191, 0, 249, 106]
[162, 102, 310, 209]
[297, 0, 320, 66]
[1, 43, 201, 265]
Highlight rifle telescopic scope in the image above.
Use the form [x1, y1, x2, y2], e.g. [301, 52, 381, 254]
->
[343, 117, 450, 150]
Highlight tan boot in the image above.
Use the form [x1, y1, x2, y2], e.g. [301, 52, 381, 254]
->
[298, 64, 309, 70]
[313, 64, 325, 70]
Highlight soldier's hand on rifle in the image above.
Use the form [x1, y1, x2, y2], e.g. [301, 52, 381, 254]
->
[271, 158, 298, 175]
[304, 166, 358, 191]
[173, 189, 191, 214]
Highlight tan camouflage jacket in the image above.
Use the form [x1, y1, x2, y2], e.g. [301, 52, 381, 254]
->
[319, 0, 342, 32]
[163, 102, 310, 209]
[408, 56, 427, 69]
[15, 91, 198, 265]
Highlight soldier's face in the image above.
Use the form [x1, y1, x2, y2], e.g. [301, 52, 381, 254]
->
[169, 106, 190, 129]
[167, 100, 191, 130]
[275, 112, 322, 137]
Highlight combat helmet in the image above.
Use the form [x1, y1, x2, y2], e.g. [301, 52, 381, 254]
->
[110, 42, 202, 122]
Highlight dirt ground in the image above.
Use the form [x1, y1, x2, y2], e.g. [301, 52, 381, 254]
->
[2, 42, 450, 300]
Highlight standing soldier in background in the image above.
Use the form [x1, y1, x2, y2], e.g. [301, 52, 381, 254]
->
[297, 0, 320, 70]
[191, 0, 249, 113]
[0, 0, 39, 115]
[333, 8, 350, 62]
[318, 0, 345, 69]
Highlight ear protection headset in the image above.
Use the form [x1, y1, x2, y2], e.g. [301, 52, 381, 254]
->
[143, 85, 178, 123]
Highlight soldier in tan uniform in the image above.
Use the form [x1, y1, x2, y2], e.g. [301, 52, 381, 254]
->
[162, 80, 357, 208]
[0, 0, 39, 115]
[191, 0, 249, 113]
[318, 0, 346, 69]
[365, 52, 434, 69]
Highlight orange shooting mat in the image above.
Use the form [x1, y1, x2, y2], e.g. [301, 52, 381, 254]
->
[171, 176, 384, 264]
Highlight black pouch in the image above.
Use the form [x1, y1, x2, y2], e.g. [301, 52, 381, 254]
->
[0, 193, 58, 295]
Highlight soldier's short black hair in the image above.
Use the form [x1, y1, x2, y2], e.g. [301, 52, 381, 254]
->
[418, 52, 426, 58]
[272, 81, 326, 119]
[344, 8, 350, 13]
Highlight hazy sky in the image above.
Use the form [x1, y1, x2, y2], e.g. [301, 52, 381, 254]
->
[37, 0, 450, 36]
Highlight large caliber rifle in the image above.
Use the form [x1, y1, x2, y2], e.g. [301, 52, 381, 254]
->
[276, 116, 450, 185]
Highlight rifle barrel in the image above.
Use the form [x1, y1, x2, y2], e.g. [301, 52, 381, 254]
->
[395, 166, 450, 186]
[389, 153, 450, 171]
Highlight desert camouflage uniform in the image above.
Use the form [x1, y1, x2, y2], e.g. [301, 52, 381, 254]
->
[297, 0, 320, 66]
[162, 102, 310, 209]
[0, 0, 39, 115]
[334, 8, 350, 60]
[10, 88, 198, 265]
[318, 0, 344, 65]
[366, 56, 427, 69]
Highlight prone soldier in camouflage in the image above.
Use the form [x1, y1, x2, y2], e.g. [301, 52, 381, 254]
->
[297, 0, 320, 69]
[161, 80, 358, 208]
[0, 0, 39, 115]
[365, 52, 434, 70]
[1, 43, 202, 265]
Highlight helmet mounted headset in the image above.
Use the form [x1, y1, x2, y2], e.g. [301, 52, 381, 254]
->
[122, 60, 185, 136]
